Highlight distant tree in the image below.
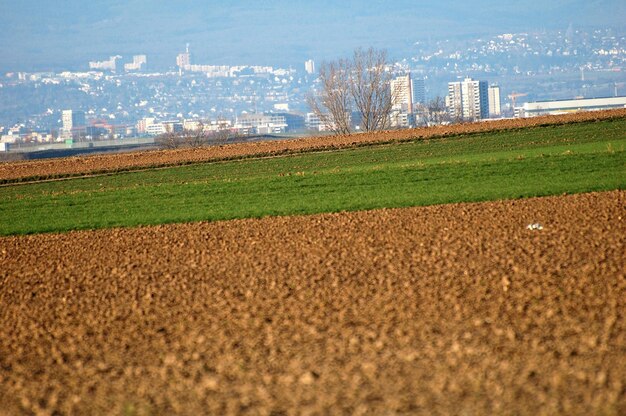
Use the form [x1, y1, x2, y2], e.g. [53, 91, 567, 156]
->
[155, 132, 185, 149]
[184, 123, 209, 148]
[307, 47, 398, 135]
[155, 126, 236, 150]
[349, 47, 396, 132]
[211, 129, 232, 145]
[307, 58, 352, 135]
[425, 96, 450, 125]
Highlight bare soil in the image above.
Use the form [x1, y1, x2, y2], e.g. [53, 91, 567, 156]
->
[0, 191, 624, 415]
[2, 109, 625, 183]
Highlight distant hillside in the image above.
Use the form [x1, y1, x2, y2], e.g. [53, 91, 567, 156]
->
[1, 0, 624, 71]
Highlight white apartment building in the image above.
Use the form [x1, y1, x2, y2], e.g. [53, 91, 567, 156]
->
[162, 121, 183, 133]
[488, 85, 502, 117]
[305, 113, 322, 130]
[124, 55, 147, 72]
[176, 45, 191, 73]
[137, 117, 179, 136]
[89, 56, 121, 71]
[62, 110, 86, 133]
[305, 59, 316, 75]
[235, 114, 287, 135]
[183, 119, 203, 131]
[145, 123, 166, 136]
[305, 112, 340, 132]
[447, 77, 489, 120]
[136, 117, 156, 134]
[390, 110, 412, 129]
[390, 74, 414, 114]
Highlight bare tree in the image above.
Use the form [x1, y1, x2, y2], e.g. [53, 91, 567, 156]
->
[425, 96, 450, 125]
[211, 129, 232, 145]
[349, 48, 397, 132]
[308, 47, 399, 135]
[306, 59, 352, 135]
[184, 123, 209, 148]
[155, 123, 237, 150]
[155, 131, 185, 149]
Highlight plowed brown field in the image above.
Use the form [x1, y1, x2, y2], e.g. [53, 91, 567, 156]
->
[1, 191, 624, 415]
[2, 109, 625, 183]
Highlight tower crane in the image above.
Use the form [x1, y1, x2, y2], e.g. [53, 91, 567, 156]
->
[508, 92, 528, 108]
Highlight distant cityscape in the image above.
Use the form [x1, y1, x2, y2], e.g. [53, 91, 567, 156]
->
[1, 27, 624, 150]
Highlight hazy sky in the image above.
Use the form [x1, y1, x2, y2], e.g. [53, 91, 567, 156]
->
[1, 0, 624, 71]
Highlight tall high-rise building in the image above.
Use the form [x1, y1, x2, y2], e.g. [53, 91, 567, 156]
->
[305, 59, 316, 75]
[488, 85, 501, 117]
[412, 77, 426, 105]
[390, 74, 414, 114]
[447, 77, 489, 120]
[176, 44, 191, 73]
[62, 110, 86, 139]
[62, 110, 86, 132]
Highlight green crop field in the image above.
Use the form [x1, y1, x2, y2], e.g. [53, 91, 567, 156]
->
[1, 118, 624, 235]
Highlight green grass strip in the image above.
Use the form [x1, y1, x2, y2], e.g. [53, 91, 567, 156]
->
[0, 119, 624, 235]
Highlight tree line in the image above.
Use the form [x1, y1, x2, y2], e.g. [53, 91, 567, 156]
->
[155, 125, 234, 149]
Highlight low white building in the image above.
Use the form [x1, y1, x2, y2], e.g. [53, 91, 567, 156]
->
[145, 123, 166, 136]
[1, 134, 18, 144]
[235, 114, 287, 135]
[305, 112, 337, 132]
[183, 119, 203, 131]
[390, 110, 412, 128]
[518, 96, 626, 117]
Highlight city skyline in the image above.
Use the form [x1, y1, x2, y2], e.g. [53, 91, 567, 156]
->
[2, 25, 624, 135]
[1, 1, 625, 72]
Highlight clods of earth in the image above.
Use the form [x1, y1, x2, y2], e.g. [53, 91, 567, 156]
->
[1, 191, 624, 415]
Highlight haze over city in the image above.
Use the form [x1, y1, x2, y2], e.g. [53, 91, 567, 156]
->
[2, 0, 625, 71]
[0, 0, 625, 150]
